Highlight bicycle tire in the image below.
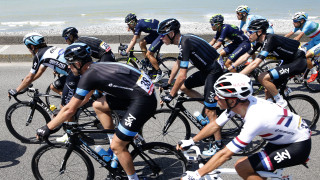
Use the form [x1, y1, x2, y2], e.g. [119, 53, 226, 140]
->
[5, 102, 55, 143]
[141, 109, 191, 146]
[304, 70, 320, 92]
[130, 142, 187, 180]
[115, 57, 139, 68]
[31, 144, 94, 180]
[158, 57, 176, 80]
[286, 94, 319, 129]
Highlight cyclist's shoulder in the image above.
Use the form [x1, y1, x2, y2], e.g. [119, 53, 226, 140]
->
[77, 36, 102, 43]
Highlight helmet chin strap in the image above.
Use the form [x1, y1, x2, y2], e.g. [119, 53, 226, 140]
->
[72, 63, 83, 75]
[226, 99, 240, 113]
[168, 32, 176, 44]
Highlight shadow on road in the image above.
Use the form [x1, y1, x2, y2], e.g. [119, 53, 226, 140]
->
[0, 141, 26, 168]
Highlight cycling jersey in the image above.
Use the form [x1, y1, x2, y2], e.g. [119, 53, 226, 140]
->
[30, 46, 68, 75]
[215, 24, 248, 44]
[76, 36, 114, 60]
[240, 14, 274, 34]
[178, 34, 220, 72]
[216, 96, 311, 154]
[134, 19, 159, 36]
[248, 34, 300, 63]
[293, 20, 320, 39]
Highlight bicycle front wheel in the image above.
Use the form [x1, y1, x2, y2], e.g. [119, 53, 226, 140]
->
[141, 109, 191, 146]
[130, 142, 187, 180]
[287, 94, 319, 129]
[115, 57, 138, 68]
[5, 102, 51, 143]
[32, 144, 95, 180]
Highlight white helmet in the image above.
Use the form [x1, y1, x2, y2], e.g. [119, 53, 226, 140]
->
[214, 73, 253, 100]
[292, 12, 308, 21]
[23, 32, 45, 46]
[236, 5, 250, 14]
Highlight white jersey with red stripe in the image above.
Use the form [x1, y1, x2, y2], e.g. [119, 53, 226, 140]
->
[216, 96, 311, 153]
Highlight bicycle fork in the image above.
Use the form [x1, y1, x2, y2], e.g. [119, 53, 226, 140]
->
[162, 111, 179, 135]
[26, 102, 37, 126]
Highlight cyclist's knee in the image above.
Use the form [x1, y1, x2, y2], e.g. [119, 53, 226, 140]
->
[110, 136, 129, 155]
[258, 71, 271, 84]
[180, 84, 189, 92]
[235, 157, 255, 178]
[139, 39, 147, 47]
[92, 97, 110, 112]
[146, 51, 155, 59]
[306, 50, 314, 59]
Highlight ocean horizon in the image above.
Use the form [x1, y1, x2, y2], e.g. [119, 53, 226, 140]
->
[1, 0, 319, 35]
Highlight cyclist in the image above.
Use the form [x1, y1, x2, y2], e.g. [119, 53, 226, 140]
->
[8, 33, 79, 108]
[179, 73, 311, 180]
[62, 27, 115, 63]
[228, 19, 307, 108]
[124, 13, 165, 83]
[36, 43, 157, 180]
[158, 18, 224, 156]
[209, 14, 251, 71]
[285, 12, 320, 83]
[236, 5, 274, 34]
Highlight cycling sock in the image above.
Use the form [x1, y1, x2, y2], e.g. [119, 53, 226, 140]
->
[273, 93, 283, 102]
[157, 69, 162, 75]
[127, 173, 139, 180]
[215, 140, 223, 148]
[107, 133, 114, 144]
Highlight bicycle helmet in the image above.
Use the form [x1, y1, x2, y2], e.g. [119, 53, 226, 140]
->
[236, 5, 250, 14]
[62, 27, 78, 39]
[23, 32, 45, 46]
[157, 18, 180, 34]
[125, 13, 137, 24]
[214, 73, 253, 100]
[248, 19, 269, 32]
[210, 14, 224, 25]
[64, 43, 92, 64]
[292, 12, 308, 21]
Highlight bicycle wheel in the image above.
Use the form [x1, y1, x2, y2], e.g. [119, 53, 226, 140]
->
[45, 85, 62, 109]
[304, 70, 320, 92]
[32, 144, 94, 180]
[115, 57, 138, 68]
[130, 142, 187, 180]
[286, 94, 319, 129]
[158, 57, 176, 80]
[5, 102, 51, 143]
[141, 109, 191, 146]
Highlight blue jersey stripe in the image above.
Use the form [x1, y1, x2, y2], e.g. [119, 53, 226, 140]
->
[270, 69, 279, 79]
[76, 88, 89, 97]
[117, 123, 138, 137]
[284, 117, 293, 127]
[204, 102, 217, 107]
[180, 61, 189, 68]
[259, 51, 269, 57]
[231, 139, 243, 149]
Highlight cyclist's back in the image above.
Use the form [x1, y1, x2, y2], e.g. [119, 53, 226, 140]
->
[215, 24, 248, 44]
[134, 19, 159, 35]
[76, 36, 113, 60]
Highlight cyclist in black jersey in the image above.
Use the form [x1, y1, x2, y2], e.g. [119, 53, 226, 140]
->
[158, 18, 224, 156]
[62, 27, 115, 63]
[124, 13, 165, 83]
[229, 19, 307, 108]
[8, 33, 79, 107]
[36, 43, 157, 180]
[209, 14, 250, 72]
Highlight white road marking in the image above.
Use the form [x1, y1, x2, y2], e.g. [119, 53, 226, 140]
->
[0, 45, 10, 53]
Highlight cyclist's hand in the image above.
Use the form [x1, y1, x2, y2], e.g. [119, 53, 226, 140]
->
[161, 94, 173, 103]
[177, 138, 195, 151]
[36, 125, 51, 141]
[120, 51, 128, 56]
[181, 171, 202, 180]
[8, 89, 18, 97]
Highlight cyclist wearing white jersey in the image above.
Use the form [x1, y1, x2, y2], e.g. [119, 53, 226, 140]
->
[236, 5, 274, 34]
[285, 12, 320, 83]
[178, 73, 311, 180]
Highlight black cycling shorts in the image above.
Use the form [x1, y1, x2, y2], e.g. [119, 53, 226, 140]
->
[61, 72, 80, 106]
[97, 51, 116, 62]
[248, 138, 311, 171]
[105, 93, 157, 141]
[148, 35, 163, 53]
[184, 64, 223, 110]
[52, 75, 67, 90]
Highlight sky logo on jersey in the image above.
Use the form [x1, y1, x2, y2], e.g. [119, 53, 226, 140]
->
[274, 149, 291, 163]
[279, 68, 289, 75]
[124, 113, 136, 127]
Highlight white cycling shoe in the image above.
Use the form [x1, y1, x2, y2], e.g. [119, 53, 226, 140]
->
[56, 133, 69, 143]
[276, 99, 288, 108]
[152, 72, 164, 83]
[202, 144, 221, 156]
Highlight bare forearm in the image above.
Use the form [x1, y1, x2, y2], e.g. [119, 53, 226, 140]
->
[193, 121, 220, 142]
[47, 107, 76, 130]
[240, 59, 261, 75]
[167, 62, 179, 85]
[16, 75, 34, 92]
[198, 149, 231, 176]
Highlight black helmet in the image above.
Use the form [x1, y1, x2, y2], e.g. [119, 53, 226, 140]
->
[64, 43, 92, 64]
[62, 27, 78, 38]
[157, 18, 180, 34]
[210, 14, 224, 24]
[125, 13, 137, 24]
[248, 19, 269, 32]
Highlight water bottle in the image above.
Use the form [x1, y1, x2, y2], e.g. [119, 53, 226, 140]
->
[94, 145, 113, 162]
[194, 111, 209, 125]
[111, 155, 118, 168]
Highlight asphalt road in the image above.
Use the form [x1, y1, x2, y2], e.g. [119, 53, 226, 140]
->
[0, 63, 319, 180]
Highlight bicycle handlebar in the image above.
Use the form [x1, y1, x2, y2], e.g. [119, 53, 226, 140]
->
[9, 84, 36, 103]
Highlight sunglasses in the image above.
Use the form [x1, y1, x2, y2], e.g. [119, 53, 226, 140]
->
[64, 37, 69, 41]
[293, 20, 301, 23]
[160, 32, 170, 38]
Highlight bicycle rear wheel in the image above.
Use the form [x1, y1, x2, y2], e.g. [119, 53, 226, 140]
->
[45, 85, 62, 109]
[130, 142, 187, 180]
[286, 94, 319, 129]
[304, 70, 320, 92]
[141, 109, 191, 146]
[31, 144, 94, 180]
[115, 57, 139, 68]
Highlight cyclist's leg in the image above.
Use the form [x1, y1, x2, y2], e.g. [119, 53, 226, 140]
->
[305, 42, 320, 82]
[92, 95, 117, 129]
[234, 156, 262, 180]
[51, 75, 67, 95]
[112, 94, 157, 177]
[181, 70, 206, 99]
[225, 41, 251, 72]
[147, 35, 163, 70]
[140, 33, 157, 58]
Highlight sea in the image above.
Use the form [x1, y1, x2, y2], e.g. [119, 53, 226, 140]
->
[0, 0, 320, 35]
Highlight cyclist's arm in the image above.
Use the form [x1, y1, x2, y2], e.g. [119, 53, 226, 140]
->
[227, 52, 251, 71]
[197, 147, 234, 176]
[169, 67, 187, 97]
[126, 34, 140, 54]
[167, 60, 180, 85]
[16, 72, 36, 92]
[47, 96, 83, 130]
[284, 31, 294, 38]
[209, 38, 217, 46]
[192, 120, 221, 142]
[213, 41, 223, 50]
[240, 57, 263, 75]
[33, 65, 47, 81]
[294, 32, 305, 41]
